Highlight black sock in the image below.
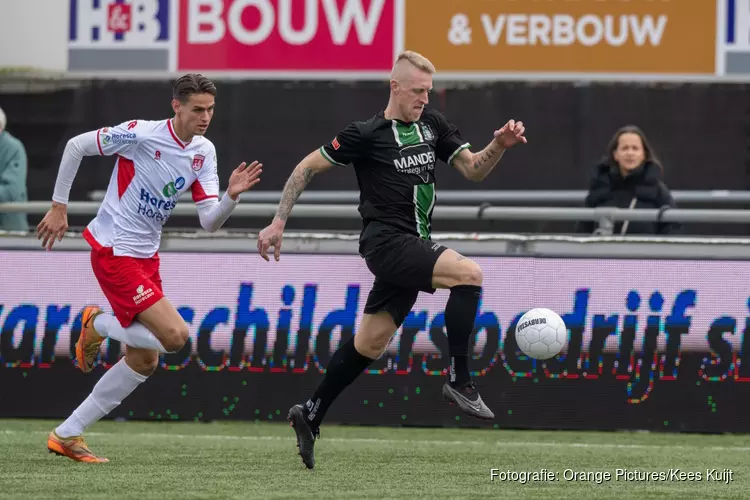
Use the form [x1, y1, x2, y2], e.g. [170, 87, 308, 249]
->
[444, 284, 482, 386]
[302, 337, 375, 429]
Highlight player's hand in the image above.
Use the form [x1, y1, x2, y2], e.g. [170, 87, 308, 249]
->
[493, 120, 527, 149]
[257, 221, 284, 262]
[36, 202, 68, 251]
[227, 161, 263, 200]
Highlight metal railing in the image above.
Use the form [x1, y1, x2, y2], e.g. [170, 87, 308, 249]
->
[84, 189, 750, 205]
[1, 201, 748, 227]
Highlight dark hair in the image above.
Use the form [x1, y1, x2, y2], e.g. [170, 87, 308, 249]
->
[172, 73, 216, 104]
[601, 124, 663, 172]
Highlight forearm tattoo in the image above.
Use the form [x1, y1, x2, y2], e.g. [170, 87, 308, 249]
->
[473, 147, 499, 170]
[276, 167, 315, 221]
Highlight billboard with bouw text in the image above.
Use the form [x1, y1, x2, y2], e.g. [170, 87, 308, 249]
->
[57, 0, 750, 80]
[403, 0, 717, 77]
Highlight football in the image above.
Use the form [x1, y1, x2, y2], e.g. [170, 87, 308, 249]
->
[515, 308, 567, 360]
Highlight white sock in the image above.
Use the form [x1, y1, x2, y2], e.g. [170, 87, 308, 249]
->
[93, 313, 169, 353]
[55, 358, 148, 438]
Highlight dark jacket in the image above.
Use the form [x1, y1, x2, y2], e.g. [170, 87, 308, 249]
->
[0, 131, 29, 232]
[577, 161, 679, 235]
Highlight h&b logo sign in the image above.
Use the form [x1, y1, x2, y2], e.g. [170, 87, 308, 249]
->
[68, 0, 171, 71]
[725, 0, 750, 48]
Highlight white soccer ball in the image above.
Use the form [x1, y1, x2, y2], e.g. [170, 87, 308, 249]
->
[515, 308, 567, 360]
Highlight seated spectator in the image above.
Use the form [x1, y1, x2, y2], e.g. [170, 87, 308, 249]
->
[0, 106, 29, 232]
[577, 125, 679, 235]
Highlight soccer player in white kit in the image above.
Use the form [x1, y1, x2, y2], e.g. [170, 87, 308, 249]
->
[36, 74, 263, 463]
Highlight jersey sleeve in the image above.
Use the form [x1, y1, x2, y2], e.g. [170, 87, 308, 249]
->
[431, 111, 471, 165]
[95, 119, 143, 159]
[319, 122, 365, 167]
[191, 146, 220, 204]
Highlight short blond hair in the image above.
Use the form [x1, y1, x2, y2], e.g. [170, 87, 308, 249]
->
[392, 50, 436, 78]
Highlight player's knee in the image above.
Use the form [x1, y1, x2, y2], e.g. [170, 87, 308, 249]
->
[126, 351, 159, 376]
[161, 323, 189, 353]
[457, 260, 483, 286]
[366, 336, 390, 358]
[355, 329, 392, 359]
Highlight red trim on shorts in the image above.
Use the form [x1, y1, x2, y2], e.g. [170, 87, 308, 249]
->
[191, 180, 218, 203]
[117, 156, 135, 198]
[96, 129, 104, 156]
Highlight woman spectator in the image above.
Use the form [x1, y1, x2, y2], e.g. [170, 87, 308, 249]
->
[577, 125, 679, 235]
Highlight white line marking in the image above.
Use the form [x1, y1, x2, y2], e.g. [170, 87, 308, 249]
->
[2, 429, 749, 452]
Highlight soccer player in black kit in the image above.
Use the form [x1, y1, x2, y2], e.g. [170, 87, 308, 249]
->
[257, 50, 527, 469]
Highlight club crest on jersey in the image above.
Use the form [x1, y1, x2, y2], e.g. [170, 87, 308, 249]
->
[192, 154, 205, 171]
[421, 124, 434, 141]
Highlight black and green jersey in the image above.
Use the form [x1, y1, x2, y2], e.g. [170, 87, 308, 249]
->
[320, 108, 470, 239]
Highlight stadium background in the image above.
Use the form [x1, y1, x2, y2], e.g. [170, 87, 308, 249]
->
[2, 0, 750, 435]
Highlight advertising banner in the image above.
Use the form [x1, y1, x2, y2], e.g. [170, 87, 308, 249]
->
[177, 0, 396, 72]
[403, 0, 717, 76]
[59, 0, 750, 80]
[717, 0, 750, 76]
[68, 0, 175, 71]
[2, 250, 750, 432]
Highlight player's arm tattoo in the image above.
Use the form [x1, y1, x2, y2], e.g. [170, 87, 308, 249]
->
[275, 166, 315, 221]
[473, 145, 502, 170]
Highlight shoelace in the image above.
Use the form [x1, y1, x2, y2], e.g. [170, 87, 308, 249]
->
[69, 437, 93, 454]
[460, 382, 480, 400]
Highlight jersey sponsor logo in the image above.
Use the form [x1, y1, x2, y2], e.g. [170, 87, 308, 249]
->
[393, 146, 436, 175]
[133, 284, 155, 305]
[192, 154, 205, 171]
[162, 177, 186, 197]
[139, 188, 177, 210]
[138, 183, 180, 223]
[101, 132, 137, 146]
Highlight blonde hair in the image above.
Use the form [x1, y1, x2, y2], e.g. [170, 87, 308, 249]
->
[392, 50, 436, 78]
[0, 106, 5, 131]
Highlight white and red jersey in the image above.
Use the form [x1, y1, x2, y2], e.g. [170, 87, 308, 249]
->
[88, 119, 219, 258]
[52, 118, 238, 259]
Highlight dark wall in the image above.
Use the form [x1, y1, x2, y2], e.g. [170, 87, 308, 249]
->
[2, 79, 748, 234]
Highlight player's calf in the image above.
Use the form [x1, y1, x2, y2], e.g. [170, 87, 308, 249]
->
[431, 250, 484, 385]
[429, 248, 493, 417]
[290, 312, 391, 453]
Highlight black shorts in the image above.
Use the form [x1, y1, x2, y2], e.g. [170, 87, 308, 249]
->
[359, 222, 448, 327]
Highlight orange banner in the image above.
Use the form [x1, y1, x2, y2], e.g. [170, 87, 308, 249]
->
[404, 0, 716, 75]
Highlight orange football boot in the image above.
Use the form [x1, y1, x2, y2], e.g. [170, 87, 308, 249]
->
[47, 431, 109, 463]
[76, 305, 104, 373]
